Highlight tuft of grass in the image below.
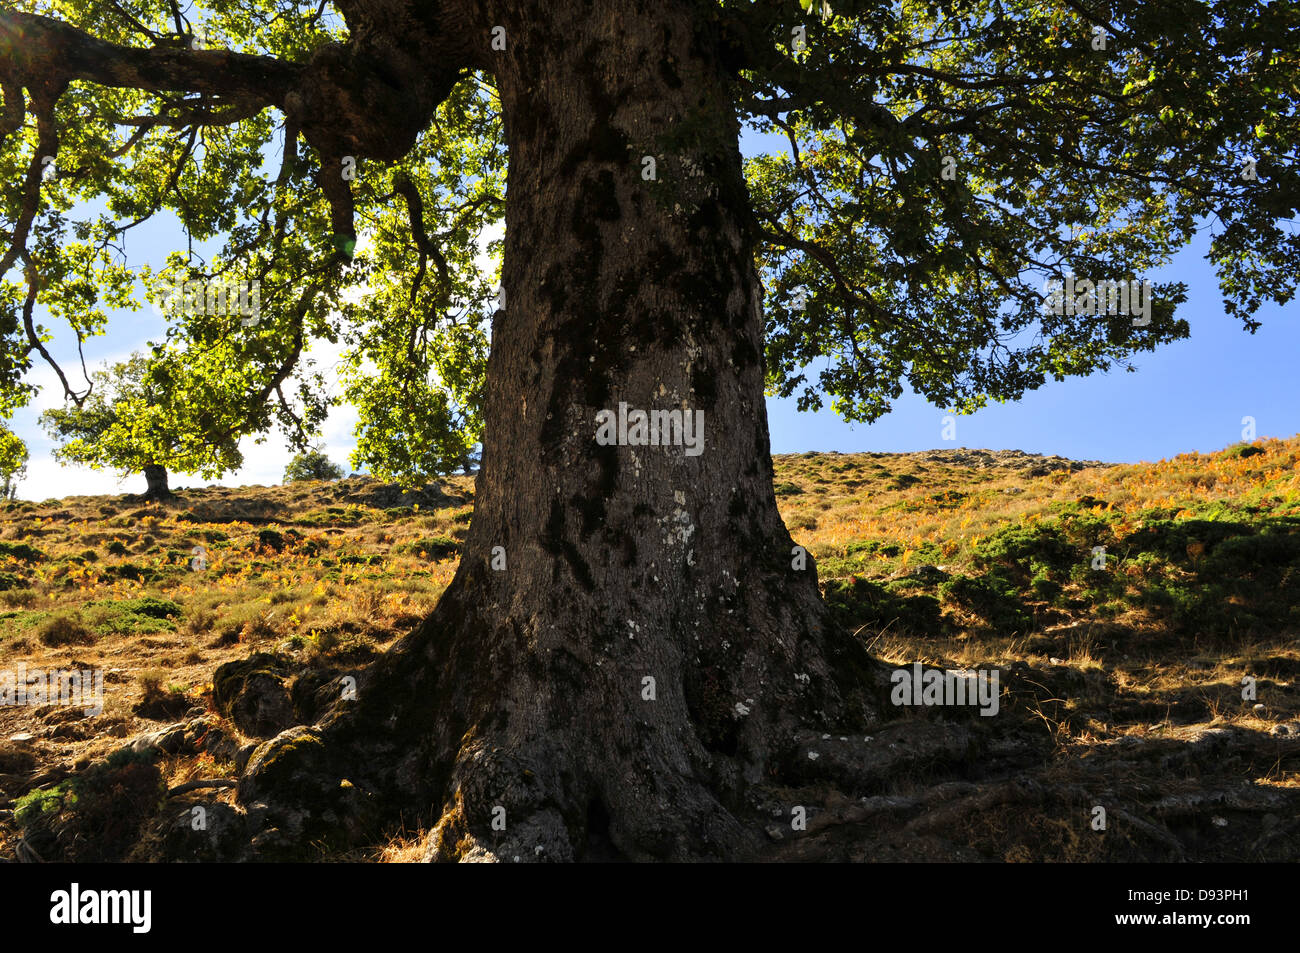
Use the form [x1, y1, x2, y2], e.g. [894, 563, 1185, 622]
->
[0, 540, 46, 562]
[85, 597, 183, 635]
[138, 668, 166, 695]
[37, 612, 95, 646]
[395, 537, 459, 560]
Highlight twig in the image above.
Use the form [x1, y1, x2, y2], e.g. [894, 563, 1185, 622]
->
[167, 778, 238, 796]
[15, 836, 44, 863]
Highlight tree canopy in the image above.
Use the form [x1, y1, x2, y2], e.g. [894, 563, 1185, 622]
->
[283, 445, 344, 481]
[0, 423, 25, 498]
[39, 349, 243, 479]
[1, 0, 1296, 477]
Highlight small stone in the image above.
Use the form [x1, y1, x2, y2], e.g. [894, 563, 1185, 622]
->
[807, 751, 819, 760]
[1212, 816, 1228, 827]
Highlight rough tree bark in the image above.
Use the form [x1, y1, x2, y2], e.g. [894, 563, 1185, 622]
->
[234, 1, 883, 861]
[141, 463, 170, 501]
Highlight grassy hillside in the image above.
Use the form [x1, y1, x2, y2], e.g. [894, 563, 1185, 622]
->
[2, 438, 1298, 861]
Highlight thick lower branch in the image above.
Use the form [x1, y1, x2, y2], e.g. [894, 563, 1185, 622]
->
[0, 10, 301, 104]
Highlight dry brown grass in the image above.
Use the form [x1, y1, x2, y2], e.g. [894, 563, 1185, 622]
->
[3, 441, 1299, 861]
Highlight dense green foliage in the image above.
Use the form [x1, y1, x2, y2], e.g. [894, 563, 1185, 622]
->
[0, 424, 25, 498]
[40, 351, 242, 479]
[734, 1, 1299, 418]
[283, 448, 345, 482]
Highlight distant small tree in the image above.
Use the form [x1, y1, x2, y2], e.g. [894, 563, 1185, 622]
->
[284, 449, 345, 484]
[0, 427, 26, 500]
[40, 353, 243, 500]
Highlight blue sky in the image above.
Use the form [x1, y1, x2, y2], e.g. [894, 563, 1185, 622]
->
[9, 127, 1298, 499]
[767, 225, 1299, 463]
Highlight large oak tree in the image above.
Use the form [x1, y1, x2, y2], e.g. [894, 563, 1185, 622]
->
[1, 0, 1296, 860]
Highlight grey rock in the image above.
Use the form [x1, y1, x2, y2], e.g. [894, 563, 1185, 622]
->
[212, 654, 296, 738]
[127, 722, 188, 756]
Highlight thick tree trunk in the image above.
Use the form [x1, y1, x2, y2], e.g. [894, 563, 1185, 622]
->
[142, 463, 170, 501]
[238, 1, 881, 861]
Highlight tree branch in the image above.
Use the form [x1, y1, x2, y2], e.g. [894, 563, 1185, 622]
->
[21, 254, 91, 406]
[0, 10, 302, 106]
[393, 171, 451, 310]
[0, 88, 62, 282]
